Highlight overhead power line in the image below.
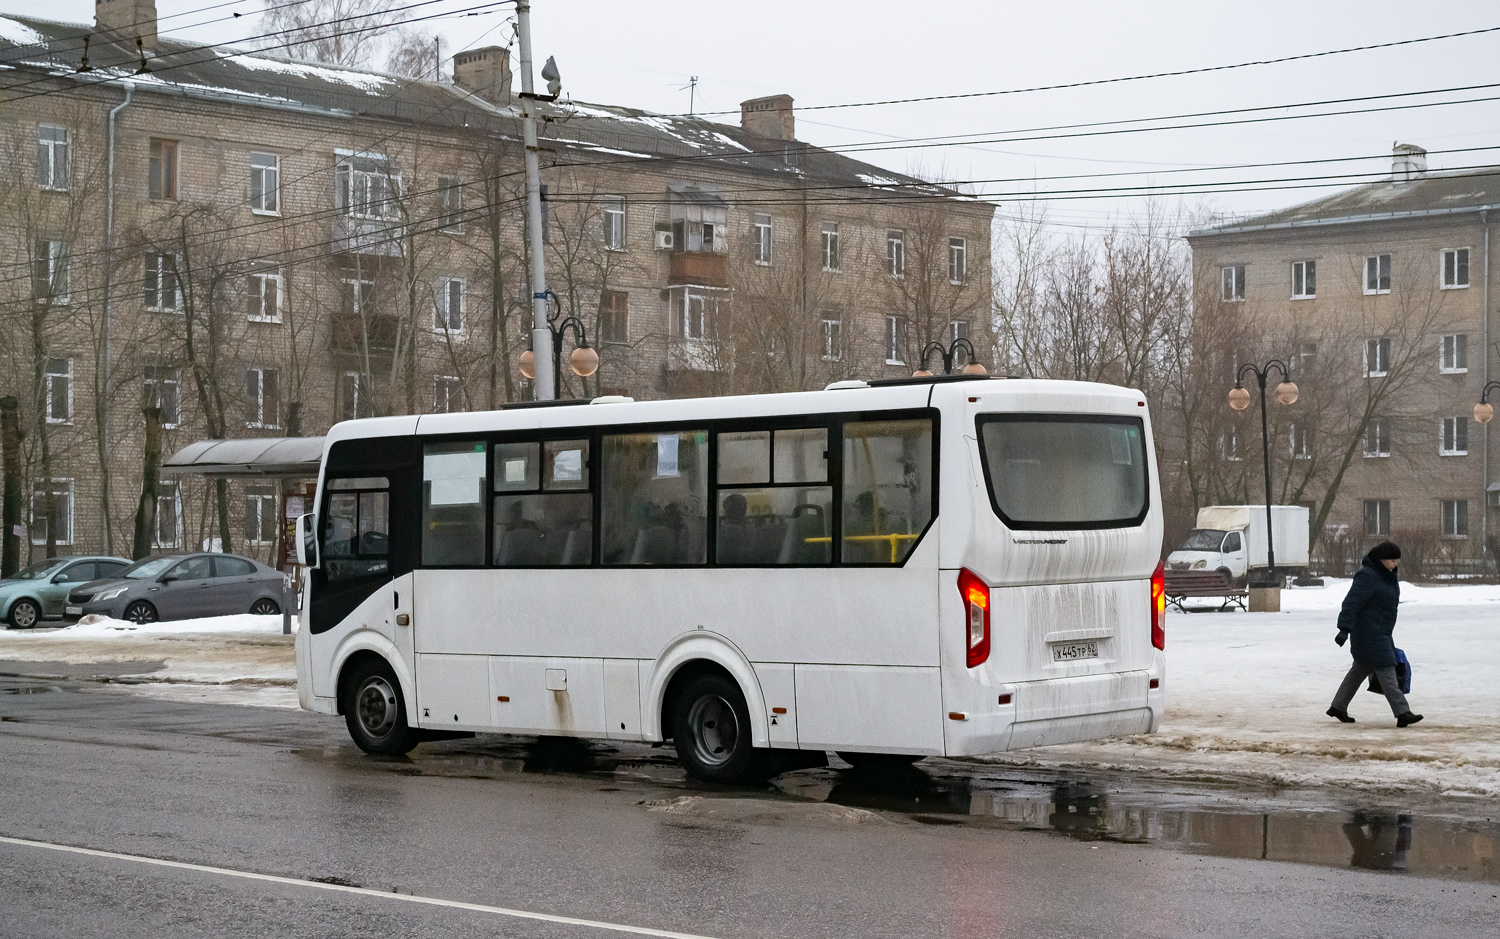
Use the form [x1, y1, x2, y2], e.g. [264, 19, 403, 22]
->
[668, 24, 1500, 118]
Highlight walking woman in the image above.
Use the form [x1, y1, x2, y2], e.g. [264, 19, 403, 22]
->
[1327, 541, 1423, 727]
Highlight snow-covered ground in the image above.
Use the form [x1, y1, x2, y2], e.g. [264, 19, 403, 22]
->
[978, 579, 1500, 799]
[0, 614, 296, 708]
[2, 582, 1497, 797]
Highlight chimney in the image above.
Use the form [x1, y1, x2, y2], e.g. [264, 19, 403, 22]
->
[452, 46, 512, 106]
[96, 0, 158, 52]
[1392, 142, 1427, 183]
[740, 94, 795, 141]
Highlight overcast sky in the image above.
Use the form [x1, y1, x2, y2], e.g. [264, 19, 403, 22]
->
[14, 0, 1500, 231]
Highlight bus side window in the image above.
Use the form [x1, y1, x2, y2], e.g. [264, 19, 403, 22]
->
[493, 439, 593, 566]
[717, 427, 832, 566]
[323, 477, 390, 581]
[842, 420, 933, 564]
[423, 442, 488, 567]
[602, 430, 708, 565]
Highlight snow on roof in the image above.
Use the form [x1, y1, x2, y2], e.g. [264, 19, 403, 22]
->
[0, 15, 44, 47]
[227, 52, 395, 95]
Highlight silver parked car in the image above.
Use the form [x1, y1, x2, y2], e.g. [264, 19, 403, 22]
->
[1, 556, 132, 628]
[65, 553, 287, 624]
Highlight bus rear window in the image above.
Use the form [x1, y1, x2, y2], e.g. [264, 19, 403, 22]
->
[978, 416, 1147, 530]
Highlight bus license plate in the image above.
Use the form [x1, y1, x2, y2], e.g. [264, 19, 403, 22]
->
[1052, 641, 1099, 662]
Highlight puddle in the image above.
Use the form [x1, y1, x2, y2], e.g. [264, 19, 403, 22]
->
[779, 763, 1500, 882]
[2, 684, 62, 695]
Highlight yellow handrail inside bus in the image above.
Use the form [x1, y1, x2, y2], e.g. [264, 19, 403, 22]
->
[804, 533, 921, 563]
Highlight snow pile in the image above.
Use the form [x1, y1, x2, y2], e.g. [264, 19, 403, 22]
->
[0, 16, 45, 46]
[58, 613, 288, 636]
[981, 580, 1500, 798]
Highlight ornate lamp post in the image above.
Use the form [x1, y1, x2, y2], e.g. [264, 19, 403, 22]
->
[1229, 360, 1299, 584]
[519, 293, 599, 399]
[1472, 381, 1500, 425]
[912, 336, 988, 378]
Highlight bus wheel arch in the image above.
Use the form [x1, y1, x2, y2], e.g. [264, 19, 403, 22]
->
[332, 636, 413, 718]
[647, 633, 769, 749]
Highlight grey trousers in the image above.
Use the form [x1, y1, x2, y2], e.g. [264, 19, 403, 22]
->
[1331, 663, 1409, 717]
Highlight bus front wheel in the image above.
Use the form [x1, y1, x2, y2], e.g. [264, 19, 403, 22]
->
[672, 673, 766, 784]
[342, 658, 421, 756]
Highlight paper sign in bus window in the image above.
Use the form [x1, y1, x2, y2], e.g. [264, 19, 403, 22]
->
[656, 434, 679, 478]
[553, 449, 583, 481]
[425, 450, 486, 505]
[504, 458, 528, 484]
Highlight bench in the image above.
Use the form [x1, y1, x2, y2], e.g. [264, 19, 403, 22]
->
[1163, 569, 1247, 612]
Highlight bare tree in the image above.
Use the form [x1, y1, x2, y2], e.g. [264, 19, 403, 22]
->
[260, 0, 401, 69]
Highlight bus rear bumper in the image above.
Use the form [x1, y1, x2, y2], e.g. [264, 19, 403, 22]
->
[944, 669, 1160, 757]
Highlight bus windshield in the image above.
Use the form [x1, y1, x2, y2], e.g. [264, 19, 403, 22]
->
[978, 416, 1148, 529]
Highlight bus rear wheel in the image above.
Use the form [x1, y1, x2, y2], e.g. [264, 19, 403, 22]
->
[673, 673, 766, 784]
[342, 658, 421, 756]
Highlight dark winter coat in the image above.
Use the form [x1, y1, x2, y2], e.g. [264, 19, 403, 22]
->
[1336, 554, 1401, 668]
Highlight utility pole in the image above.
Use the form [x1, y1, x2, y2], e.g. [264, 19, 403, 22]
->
[516, 0, 555, 400]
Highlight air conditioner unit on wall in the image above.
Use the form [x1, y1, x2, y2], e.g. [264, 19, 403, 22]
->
[654, 230, 674, 250]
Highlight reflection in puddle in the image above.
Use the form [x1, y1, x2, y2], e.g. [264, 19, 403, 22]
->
[2, 685, 61, 695]
[793, 765, 1500, 882]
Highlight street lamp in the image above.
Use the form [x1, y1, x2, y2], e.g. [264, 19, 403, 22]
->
[1229, 359, 1299, 584]
[1472, 381, 1500, 424]
[912, 337, 988, 378]
[519, 293, 599, 399]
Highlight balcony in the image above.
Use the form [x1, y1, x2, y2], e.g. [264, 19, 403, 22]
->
[669, 250, 728, 288]
[331, 312, 400, 351]
[332, 215, 405, 257]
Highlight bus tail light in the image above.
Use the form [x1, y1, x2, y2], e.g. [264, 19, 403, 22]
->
[1150, 560, 1166, 651]
[959, 568, 990, 667]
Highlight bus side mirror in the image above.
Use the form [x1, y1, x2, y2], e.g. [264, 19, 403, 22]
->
[297, 513, 319, 568]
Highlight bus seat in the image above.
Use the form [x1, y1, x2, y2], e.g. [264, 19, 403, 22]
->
[717, 518, 752, 564]
[499, 528, 550, 566]
[560, 524, 592, 566]
[630, 525, 679, 565]
[778, 504, 827, 564]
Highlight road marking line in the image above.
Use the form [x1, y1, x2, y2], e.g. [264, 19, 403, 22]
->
[0, 834, 724, 939]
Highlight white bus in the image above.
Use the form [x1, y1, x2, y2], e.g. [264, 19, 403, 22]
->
[294, 376, 1166, 782]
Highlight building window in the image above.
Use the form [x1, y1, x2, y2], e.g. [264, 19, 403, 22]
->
[1442, 248, 1469, 289]
[603, 196, 625, 250]
[245, 367, 280, 429]
[32, 239, 70, 303]
[1295, 342, 1317, 375]
[1363, 499, 1390, 537]
[1441, 499, 1469, 538]
[151, 481, 181, 548]
[335, 153, 399, 220]
[950, 320, 970, 344]
[144, 365, 181, 428]
[245, 487, 278, 546]
[36, 124, 68, 191]
[340, 371, 365, 421]
[29, 479, 73, 546]
[1439, 333, 1468, 373]
[1289, 423, 1310, 459]
[250, 152, 279, 214]
[1440, 416, 1468, 455]
[1292, 259, 1315, 298]
[437, 175, 463, 231]
[149, 138, 179, 200]
[1363, 419, 1390, 458]
[885, 315, 906, 365]
[821, 221, 840, 272]
[752, 213, 773, 265]
[1364, 254, 1391, 294]
[248, 271, 282, 323]
[434, 277, 464, 333]
[1221, 265, 1245, 301]
[44, 357, 71, 424]
[672, 287, 719, 340]
[434, 376, 464, 413]
[886, 230, 905, 278]
[948, 236, 967, 284]
[1219, 424, 1242, 461]
[600, 290, 629, 344]
[144, 253, 181, 311]
[1363, 337, 1390, 377]
[340, 277, 376, 317]
[820, 317, 842, 361]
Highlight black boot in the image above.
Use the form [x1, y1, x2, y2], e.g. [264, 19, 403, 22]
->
[1326, 707, 1355, 723]
[1396, 712, 1424, 727]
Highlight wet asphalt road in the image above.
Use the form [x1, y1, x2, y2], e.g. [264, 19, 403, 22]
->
[0, 671, 1495, 939]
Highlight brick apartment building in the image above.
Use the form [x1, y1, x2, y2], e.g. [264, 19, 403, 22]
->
[0, 2, 993, 564]
[1188, 144, 1498, 565]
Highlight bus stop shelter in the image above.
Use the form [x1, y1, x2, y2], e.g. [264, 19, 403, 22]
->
[162, 436, 325, 633]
